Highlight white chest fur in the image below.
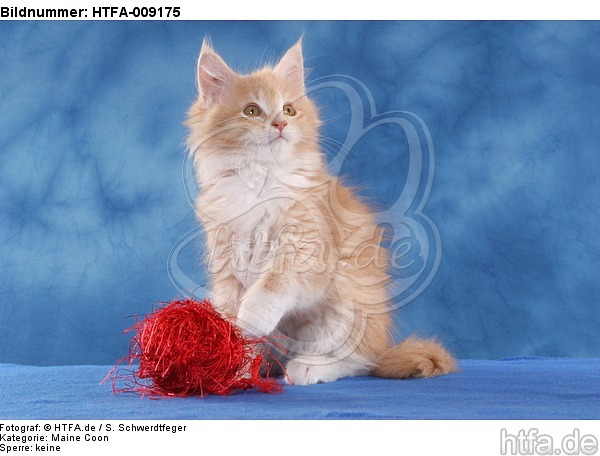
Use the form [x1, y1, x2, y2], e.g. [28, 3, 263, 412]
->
[198, 162, 302, 289]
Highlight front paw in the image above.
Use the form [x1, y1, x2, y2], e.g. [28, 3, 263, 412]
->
[237, 290, 285, 338]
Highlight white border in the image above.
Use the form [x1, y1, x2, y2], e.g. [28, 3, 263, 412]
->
[5, 420, 600, 456]
[3, 0, 598, 20]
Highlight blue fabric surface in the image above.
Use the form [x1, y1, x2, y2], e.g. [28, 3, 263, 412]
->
[1, 21, 600, 366]
[1, 358, 599, 419]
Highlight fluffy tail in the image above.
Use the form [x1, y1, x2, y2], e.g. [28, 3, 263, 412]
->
[372, 336, 458, 379]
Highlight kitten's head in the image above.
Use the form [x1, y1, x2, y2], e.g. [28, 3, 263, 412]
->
[187, 39, 321, 172]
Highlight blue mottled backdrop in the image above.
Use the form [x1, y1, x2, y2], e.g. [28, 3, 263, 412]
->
[1, 21, 599, 365]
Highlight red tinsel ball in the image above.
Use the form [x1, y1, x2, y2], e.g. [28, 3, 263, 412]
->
[109, 298, 282, 397]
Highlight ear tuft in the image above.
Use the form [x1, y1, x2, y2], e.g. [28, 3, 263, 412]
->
[197, 41, 235, 106]
[274, 38, 305, 93]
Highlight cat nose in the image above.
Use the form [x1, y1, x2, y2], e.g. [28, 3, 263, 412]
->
[272, 120, 287, 132]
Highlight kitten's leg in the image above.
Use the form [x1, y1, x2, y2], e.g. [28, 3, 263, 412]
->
[203, 222, 244, 318]
[236, 280, 299, 337]
[236, 217, 332, 337]
[236, 266, 331, 337]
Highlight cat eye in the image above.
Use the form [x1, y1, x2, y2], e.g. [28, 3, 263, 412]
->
[283, 103, 296, 116]
[243, 104, 262, 117]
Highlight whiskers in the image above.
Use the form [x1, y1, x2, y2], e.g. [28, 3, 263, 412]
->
[189, 115, 253, 152]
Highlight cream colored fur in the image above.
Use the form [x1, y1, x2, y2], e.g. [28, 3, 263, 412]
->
[186, 39, 457, 385]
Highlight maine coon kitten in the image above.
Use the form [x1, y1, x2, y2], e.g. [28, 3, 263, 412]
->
[186, 39, 457, 385]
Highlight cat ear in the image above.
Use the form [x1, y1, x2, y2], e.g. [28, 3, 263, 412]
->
[274, 39, 305, 93]
[197, 40, 235, 106]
